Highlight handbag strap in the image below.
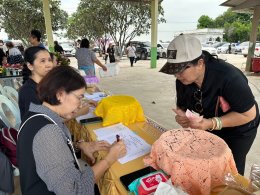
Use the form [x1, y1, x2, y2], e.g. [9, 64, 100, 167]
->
[18, 113, 57, 138]
[18, 113, 81, 170]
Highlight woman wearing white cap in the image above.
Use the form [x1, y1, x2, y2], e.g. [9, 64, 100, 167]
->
[160, 34, 259, 175]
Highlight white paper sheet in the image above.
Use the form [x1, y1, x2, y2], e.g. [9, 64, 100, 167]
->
[84, 92, 107, 102]
[94, 123, 151, 164]
[75, 92, 107, 122]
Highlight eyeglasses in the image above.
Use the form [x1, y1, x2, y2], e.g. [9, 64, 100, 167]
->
[70, 92, 85, 105]
[194, 89, 203, 113]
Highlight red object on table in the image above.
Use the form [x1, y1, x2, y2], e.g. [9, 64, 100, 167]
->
[138, 172, 168, 195]
[252, 58, 260, 73]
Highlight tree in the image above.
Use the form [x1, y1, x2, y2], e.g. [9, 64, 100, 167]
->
[0, 0, 68, 46]
[197, 8, 258, 42]
[197, 15, 214, 29]
[66, 0, 165, 54]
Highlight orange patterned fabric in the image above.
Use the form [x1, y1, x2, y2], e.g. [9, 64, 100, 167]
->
[143, 129, 238, 195]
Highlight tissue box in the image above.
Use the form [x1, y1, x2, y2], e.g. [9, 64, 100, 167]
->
[138, 172, 168, 195]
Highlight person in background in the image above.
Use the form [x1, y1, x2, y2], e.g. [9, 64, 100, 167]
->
[17, 43, 25, 56]
[160, 34, 259, 175]
[126, 42, 136, 67]
[0, 40, 8, 54]
[106, 43, 115, 63]
[19, 47, 91, 120]
[75, 38, 107, 76]
[54, 41, 64, 54]
[228, 43, 232, 54]
[76, 39, 81, 49]
[17, 65, 126, 195]
[18, 46, 53, 119]
[0, 45, 7, 66]
[5, 41, 24, 64]
[29, 29, 45, 48]
[114, 42, 121, 61]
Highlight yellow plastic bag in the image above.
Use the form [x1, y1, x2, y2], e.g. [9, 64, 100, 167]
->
[94, 95, 145, 126]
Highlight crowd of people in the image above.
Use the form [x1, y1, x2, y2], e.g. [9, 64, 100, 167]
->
[14, 33, 126, 194]
[0, 31, 259, 195]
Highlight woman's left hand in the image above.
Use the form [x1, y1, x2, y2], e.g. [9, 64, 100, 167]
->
[79, 141, 111, 163]
[88, 99, 98, 107]
[102, 65, 107, 71]
[189, 118, 213, 131]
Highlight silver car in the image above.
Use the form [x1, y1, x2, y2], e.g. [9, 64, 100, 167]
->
[60, 43, 76, 57]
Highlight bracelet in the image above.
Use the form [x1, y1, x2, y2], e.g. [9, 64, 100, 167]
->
[213, 117, 222, 130]
[208, 118, 216, 131]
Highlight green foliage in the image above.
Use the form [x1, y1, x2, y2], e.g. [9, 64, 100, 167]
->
[197, 15, 214, 29]
[0, 0, 68, 46]
[54, 52, 70, 66]
[197, 8, 259, 42]
[66, 0, 165, 52]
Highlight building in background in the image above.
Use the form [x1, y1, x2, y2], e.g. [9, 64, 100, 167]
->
[174, 28, 224, 44]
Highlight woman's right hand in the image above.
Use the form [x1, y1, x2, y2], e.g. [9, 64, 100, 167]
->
[104, 140, 126, 166]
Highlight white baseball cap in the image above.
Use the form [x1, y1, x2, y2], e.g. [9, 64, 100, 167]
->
[160, 34, 202, 74]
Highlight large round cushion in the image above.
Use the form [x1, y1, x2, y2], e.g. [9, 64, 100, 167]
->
[143, 129, 238, 195]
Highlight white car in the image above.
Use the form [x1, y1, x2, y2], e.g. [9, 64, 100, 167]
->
[202, 44, 217, 55]
[60, 42, 76, 57]
[157, 43, 169, 58]
[234, 41, 249, 54]
[217, 43, 236, 54]
[241, 42, 260, 57]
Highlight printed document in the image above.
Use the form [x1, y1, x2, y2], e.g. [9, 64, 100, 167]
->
[94, 123, 151, 164]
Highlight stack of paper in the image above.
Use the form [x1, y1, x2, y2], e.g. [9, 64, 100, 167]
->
[76, 92, 107, 122]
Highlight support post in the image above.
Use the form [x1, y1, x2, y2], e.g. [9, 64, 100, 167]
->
[42, 0, 54, 52]
[245, 6, 260, 72]
[150, 0, 159, 68]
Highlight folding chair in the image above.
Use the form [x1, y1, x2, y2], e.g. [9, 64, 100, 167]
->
[3, 86, 19, 113]
[0, 95, 21, 130]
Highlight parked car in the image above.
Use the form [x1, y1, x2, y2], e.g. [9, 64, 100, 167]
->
[217, 43, 236, 54]
[92, 46, 101, 53]
[60, 42, 76, 57]
[211, 42, 228, 48]
[157, 43, 169, 58]
[234, 41, 249, 54]
[131, 41, 159, 60]
[241, 42, 260, 57]
[201, 44, 217, 55]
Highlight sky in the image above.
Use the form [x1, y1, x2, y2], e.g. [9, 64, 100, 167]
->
[60, 0, 229, 42]
[0, 0, 228, 42]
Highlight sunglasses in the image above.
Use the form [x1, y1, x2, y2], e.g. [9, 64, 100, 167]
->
[194, 89, 203, 113]
[175, 64, 192, 75]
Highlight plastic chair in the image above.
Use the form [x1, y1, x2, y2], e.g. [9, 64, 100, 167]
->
[3, 86, 19, 112]
[0, 83, 6, 96]
[0, 95, 21, 129]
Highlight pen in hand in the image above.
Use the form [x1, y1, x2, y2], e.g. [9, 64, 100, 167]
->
[116, 134, 120, 142]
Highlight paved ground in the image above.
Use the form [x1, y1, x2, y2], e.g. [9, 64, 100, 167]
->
[70, 53, 260, 177]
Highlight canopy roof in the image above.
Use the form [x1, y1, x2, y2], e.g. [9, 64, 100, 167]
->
[221, 0, 260, 13]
